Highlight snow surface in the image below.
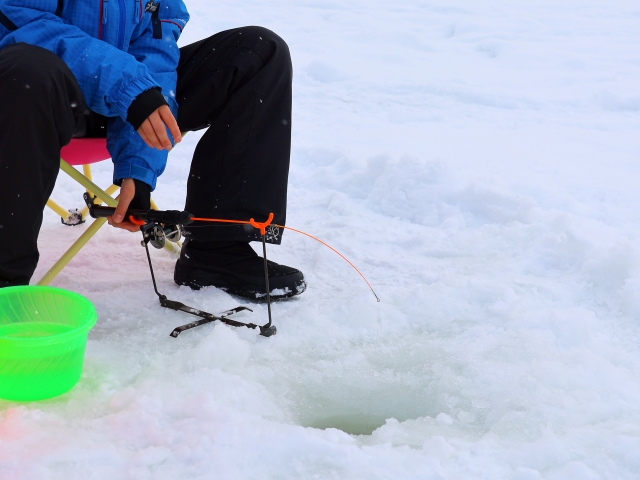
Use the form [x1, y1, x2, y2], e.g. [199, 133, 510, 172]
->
[3, 0, 640, 478]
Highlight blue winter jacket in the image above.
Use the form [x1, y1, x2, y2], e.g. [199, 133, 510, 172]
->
[0, 0, 190, 190]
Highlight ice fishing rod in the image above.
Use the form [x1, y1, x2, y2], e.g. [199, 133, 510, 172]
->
[85, 193, 276, 338]
[86, 193, 380, 338]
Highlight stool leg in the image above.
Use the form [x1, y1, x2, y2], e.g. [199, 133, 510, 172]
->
[59, 160, 117, 207]
[37, 161, 118, 284]
[82, 164, 93, 193]
[36, 218, 107, 286]
[38, 172, 182, 284]
[46, 198, 71, 220]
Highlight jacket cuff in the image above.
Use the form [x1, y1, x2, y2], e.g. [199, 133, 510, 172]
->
[116, 75, 160, 121]
[127, 88, 168, 130]
[113, 162, 159, 190]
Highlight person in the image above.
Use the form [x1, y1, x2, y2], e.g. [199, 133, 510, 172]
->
[0, 0, 306, 300]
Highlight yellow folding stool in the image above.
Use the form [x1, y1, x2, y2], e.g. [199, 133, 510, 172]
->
[38, 138, 179, 286]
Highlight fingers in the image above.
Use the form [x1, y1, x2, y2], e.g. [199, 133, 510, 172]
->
[112, 179, 135, 224]
[108, 180, 140, 232]
[107, 215, 142, 232]
[158, 105, 182, 145]
[149, 111, 173, 150]
[139, 118, 163, 150]
[137, 124, 155, 149]
[136, 106, 182, 151]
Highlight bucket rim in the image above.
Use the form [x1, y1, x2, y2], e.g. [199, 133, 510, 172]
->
[0, 285, 97, 346]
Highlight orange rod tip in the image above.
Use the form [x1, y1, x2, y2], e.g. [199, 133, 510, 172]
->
[275, 223, 380, 303]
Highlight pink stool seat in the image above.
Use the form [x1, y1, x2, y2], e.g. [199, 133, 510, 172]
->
[60, 138, 111, 166]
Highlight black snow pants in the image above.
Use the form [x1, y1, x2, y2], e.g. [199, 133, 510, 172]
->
[0, 27, 292, 287]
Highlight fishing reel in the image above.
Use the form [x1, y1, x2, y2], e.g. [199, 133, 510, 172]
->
[142, 222, 183, 249]
[84, 192, 193, 248]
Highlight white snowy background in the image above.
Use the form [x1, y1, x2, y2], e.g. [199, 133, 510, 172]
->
[3, 0, 640, 478]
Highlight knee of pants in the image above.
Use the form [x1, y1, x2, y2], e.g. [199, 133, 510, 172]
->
[0, 43, 77, 98]
[240, 26, 292, 69]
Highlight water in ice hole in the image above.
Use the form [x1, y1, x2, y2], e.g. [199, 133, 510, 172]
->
[260, 330, 450, 436]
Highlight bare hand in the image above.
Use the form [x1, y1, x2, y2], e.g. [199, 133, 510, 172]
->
[137, 105, 182, 150]
[107, 178, 141, 232]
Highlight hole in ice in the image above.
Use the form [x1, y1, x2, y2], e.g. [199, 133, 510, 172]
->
[290, 338, 447, 435]
[258, 324, 453, 436]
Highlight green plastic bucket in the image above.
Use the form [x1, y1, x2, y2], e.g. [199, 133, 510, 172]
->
[0, 286, 97, 401]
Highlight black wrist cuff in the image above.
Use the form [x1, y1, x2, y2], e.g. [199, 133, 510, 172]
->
[127, 88, 168, 130]
[129, 179, 152, 210]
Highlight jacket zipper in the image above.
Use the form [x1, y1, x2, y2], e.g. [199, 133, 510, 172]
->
[98, 0, 126, 49]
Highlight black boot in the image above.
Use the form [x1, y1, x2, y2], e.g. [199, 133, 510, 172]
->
[174, 239, 306, 300]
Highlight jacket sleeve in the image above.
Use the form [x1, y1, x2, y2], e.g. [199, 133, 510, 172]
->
[107, 1, 189, 190]
[0, 0, 161, 120]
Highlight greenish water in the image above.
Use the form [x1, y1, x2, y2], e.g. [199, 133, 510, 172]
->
[306, 414, 385, 436]
[0, 322, 72, 339]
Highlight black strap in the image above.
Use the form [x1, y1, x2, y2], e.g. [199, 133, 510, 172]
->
[151, 2, 162, 39]
[1, 1, 63, 31]
[0, 10, 17, 31]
